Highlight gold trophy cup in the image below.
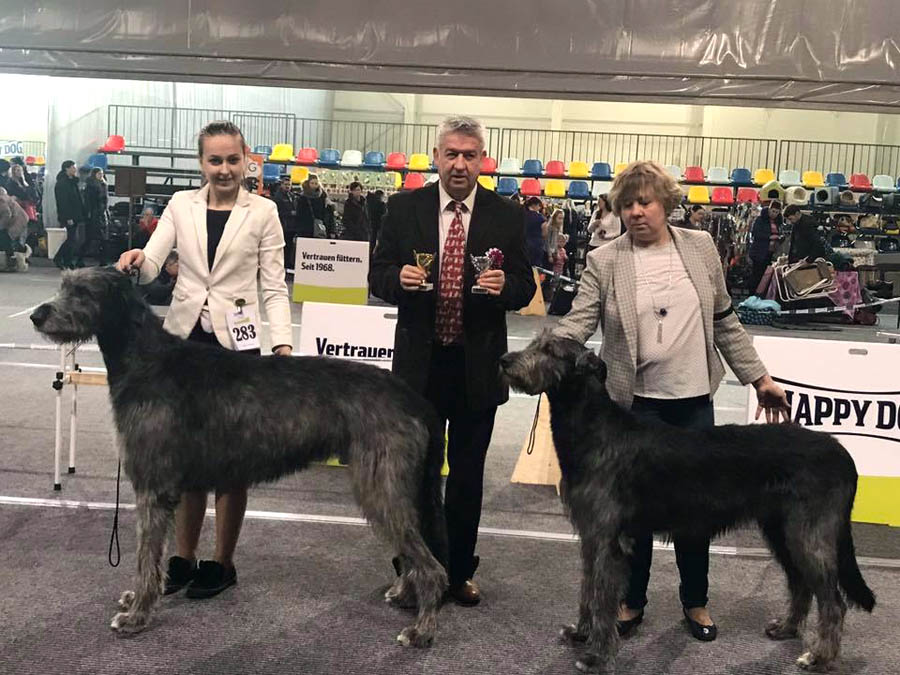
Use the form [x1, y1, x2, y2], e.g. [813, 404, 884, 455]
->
[413, 250, 435, 291]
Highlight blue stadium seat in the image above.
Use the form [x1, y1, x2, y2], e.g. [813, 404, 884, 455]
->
[521, 159, 544, 177]
[318, 148, 341, 166]
[497, 177, 519, 196]
[567, 181, 591, 199]
[730, 168, 752, 185]
[262, 163, 281, 183]
[363, 151, 385, 167]
[826, 173, 848, 188]
[590, 162, 612, 180]
[253, 145, 272, 156]
[87, 153, 108, 170]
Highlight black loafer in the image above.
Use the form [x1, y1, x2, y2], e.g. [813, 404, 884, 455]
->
[185, 560, 237, 599]
[616, 609, 644, 637]
[163, 555, 198, 595]
[683, 608, 717, 641]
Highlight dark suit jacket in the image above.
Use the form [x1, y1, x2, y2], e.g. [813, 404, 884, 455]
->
[369, 182, 535, 411]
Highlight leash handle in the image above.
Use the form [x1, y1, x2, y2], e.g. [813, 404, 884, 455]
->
[526, 394, 541, 455]
[108, 460, 121, 567]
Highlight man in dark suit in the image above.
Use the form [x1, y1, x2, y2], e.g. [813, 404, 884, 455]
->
[370, 116, 535, 605]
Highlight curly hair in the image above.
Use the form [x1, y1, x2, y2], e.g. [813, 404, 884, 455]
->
[608, 160, 683, 216]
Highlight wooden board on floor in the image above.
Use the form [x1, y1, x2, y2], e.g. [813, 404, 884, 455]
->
[518, 268, 546, 316]
[510, 394, 561, 493]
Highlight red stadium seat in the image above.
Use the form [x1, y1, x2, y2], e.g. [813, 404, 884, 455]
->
[544, 160, 566, 177]
[99, 135, 125, 153]
[683, 166, 705, 183]
[736, 187, 759, 203]
[480, 156, 497, 174]
[520, 178, 542, 196]
[402, 172, 425, 190]
[849, 173, 873, 191]
[386, 152, 408, 170]
[296, 147, 318, 164]
[711, 187, 735, 205]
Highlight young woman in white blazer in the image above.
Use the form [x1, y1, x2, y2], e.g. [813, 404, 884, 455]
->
[117, 121, 292, 599]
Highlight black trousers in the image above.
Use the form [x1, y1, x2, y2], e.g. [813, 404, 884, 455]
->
[54, 222, 84, 266]
[624, 394, 714, 611]
[424, 344, 497, 586]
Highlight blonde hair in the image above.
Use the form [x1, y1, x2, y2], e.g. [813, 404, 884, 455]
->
[550, 209, 565, 227]
[608, 160, 683, 216]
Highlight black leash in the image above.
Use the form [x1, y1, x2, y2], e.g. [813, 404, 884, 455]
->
[526, 394, 541, 455]
[108, 460, 121, 567]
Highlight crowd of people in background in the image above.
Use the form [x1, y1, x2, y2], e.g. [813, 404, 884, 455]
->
[0, 157, 41, 271]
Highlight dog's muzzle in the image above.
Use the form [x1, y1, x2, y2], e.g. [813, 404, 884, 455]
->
[30, 304, 51, 329]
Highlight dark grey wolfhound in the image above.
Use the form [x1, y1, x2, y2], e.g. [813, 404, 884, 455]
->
[31, 267, 448, 647]
[500, 332, 874, 674]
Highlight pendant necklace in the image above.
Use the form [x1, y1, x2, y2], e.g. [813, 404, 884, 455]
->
[633, 238, 673, 344]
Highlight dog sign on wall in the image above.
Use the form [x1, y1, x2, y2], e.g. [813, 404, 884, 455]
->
[747, 336, 900, 525]
[293, 238, 370, 305]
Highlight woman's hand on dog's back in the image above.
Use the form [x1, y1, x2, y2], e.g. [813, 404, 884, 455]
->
[116, 249, 145, 273]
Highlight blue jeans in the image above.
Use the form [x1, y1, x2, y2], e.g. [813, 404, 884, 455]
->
[623, 394, 714, 611]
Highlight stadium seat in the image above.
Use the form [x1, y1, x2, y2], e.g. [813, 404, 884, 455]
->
[591, 181, 613, 197]
[522, 159, 544, 177]
[730, 168, 752, 185]
[872, 174, 895, 191]
[614, 162, 628, 175]
[778, 169, 801, 186]
[252, 145, 272, 157]
[544, 160, 566, 177]
[24, 156, 36, 166]
[262, 163, 281, 183]
[736, 187, 759, 203]
[99, 135, 125, 153]
[590, 162, 613, 180]
[706, 167, 729, 184]
[826, 173, 848, 188]
[683, 166, 705, 183]
[268, 144, 294, 162]
[385, 152, 408, 170]
[567, 161, 590, 178]
[426, 173, 440, 184]
[340, 150, 362, 167]
[403, 172, 425, 190]
[849, 173, 873, 191]
[711, 187, 734, 205]
[477, 175, 496, 191]
[34, 156, 45, 166]
[318, 148, 341, 166]
[408, 153, 431, 171]
[480, 156, 497, 174]
[388, 172, 402, 190]
[290, 166, 309, 185]
[802, 171, 825, 188]
[363, 151, 384, 167]
[87, 154, 108, 170]
[665, 165, 683, 181]
[686, 186, 710, 204]
[296, 147, 318, 164]
[754, 168, 776, 185]
[520, 178, 542, 196]
[544, 179, 566, 198]
[567, 181, 591, 199]
[498, 157, 521, 174]
[497, 177, 519, 196]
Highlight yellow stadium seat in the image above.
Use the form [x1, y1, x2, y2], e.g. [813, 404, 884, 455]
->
[802, 171, 825, 188]
[35, 156, 45, 166]
[408, 153, 431, 171]
[754, 168, 775, 186]
[614, 162, 628, 175]
[545, 179, 566, 198]
[477, 175, 496, 191]
[290, 166, 309, 185]
[567, 161, 590, 178]
[686, 186, 710, 204]
[268, 144, 294, 162]
[389, 171, 402, 190]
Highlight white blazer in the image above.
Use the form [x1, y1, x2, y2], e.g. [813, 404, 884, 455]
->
[139, 184, 293, 350]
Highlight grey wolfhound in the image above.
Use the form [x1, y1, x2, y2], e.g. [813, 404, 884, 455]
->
[30, 267, 448, 647]
[500, 332, 874, 674]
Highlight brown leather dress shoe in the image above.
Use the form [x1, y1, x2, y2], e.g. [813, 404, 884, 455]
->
[448, 579, 481, 606]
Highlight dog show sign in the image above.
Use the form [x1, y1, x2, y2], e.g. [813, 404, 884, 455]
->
[748, 336, 900, 525]
[297, 302, 397, 370]
[292, 239, 369, 305]
[0, 140, 23, 156]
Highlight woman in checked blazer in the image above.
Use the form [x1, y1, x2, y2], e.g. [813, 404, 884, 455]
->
[553, 160, 790, 643]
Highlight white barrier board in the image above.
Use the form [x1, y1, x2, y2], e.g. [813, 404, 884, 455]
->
[298, 302, 396, 370]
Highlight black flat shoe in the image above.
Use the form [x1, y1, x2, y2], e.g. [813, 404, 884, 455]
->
[616, 609, 644, 637]
[683, 608, 717, 641]
[185, 560, 237, 599]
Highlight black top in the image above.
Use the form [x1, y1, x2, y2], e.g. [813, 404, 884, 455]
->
[206, 209, 231, 269]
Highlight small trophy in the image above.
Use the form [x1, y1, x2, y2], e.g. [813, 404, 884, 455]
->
[470, 255, 492, 294]
[413, 250, 435, 291]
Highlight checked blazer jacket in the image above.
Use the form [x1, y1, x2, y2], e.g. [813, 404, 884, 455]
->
[554, 226, 768, 409]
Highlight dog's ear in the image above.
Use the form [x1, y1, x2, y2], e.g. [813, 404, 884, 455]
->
[575, 349, 606, 379]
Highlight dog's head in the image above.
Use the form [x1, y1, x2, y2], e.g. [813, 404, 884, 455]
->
[500, 330, 607, 396]
[31, 267, 136, 344]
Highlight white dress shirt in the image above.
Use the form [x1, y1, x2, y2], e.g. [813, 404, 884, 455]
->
[437, 181, 477, 275]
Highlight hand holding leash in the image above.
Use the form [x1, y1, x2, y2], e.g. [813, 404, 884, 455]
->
[116, 249, 145, 274]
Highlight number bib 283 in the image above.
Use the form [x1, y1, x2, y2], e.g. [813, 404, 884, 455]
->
[226, 305, 261, 351]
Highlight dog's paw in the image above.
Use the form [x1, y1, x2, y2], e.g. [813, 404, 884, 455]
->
[796, 651, 831, 672]
[765, 618, 799, 641]
[396, 625, 433, 648]
[117, 590, 135, 611]
[110, 610, 149, 634]
[559, 623, 589, 645]
[384, 580, 417, 609]
[575, 653, 612, 674]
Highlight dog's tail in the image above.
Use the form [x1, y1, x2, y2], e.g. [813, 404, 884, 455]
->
[418, 419, 449, 570]
[838, 518, 875, 612]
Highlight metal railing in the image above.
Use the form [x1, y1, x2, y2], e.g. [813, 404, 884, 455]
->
[778, 140, 900, 179]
